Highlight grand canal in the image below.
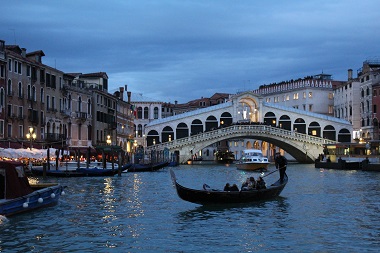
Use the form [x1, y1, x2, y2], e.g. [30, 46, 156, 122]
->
[1, 163, 380, 252]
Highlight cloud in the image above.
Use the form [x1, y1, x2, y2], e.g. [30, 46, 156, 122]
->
[1, 0, 379, 103]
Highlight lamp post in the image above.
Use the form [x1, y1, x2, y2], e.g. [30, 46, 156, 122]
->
[106, 135, 112, 145]
[26, 127, 36, 150]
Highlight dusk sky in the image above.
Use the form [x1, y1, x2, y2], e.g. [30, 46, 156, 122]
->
[1, 0, 379, 103]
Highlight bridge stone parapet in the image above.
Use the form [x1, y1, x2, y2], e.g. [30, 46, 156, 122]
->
[147, 125, 336, 164]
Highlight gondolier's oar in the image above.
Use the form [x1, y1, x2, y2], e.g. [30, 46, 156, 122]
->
[262, 168, 279, 178]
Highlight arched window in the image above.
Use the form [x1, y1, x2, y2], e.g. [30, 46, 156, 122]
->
[154, 107, 159, 119]
[144, 107, 148, 119]
[18, 82, 22, 98]
[27, 84, 31, 100]
[0, 88, 4, 107]
[87, 99, 91, 115]
[78, 96, 82, 112]
[40, 88, 44, 103]
[32, 86, 36, 101]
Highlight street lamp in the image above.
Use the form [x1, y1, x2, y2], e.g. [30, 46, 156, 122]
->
[106, 135, 112, 145]
[26, 127, 36, 150]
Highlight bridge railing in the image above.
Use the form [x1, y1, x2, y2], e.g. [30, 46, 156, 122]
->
[147, 124, 336, 153]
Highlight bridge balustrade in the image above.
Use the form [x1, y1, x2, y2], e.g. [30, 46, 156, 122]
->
[147, 125, 336, 153]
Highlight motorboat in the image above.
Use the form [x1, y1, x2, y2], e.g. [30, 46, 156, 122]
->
[235, 149, 270, 171]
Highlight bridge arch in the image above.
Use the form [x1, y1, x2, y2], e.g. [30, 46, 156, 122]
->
[264, 112, 276, 126]
[220, 112, 233, 126]
[176, 122, 189, 139]
[162, 126, 174, 143]
[323, 125, 336, 141]
[191, 119, 203, 136]
[308, 121, 321, 137]
[279, 115, 291, 130]
[293, 118, 306, 134]
[205, 115, 218, 131]
[338, 129, 351, 142]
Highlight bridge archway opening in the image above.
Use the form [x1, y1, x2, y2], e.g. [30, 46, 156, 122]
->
[238, 96, 259, 122]
[308, 121, 321, 137]
[205, 116, 218, 131]
[323, 125, 336, 141]
[338, 129, 352, 142]
[264, 112, 276, 127]
[293, 118, 306, 134]
[191, 119, 203, 136]
[220, 112, 233, 127]
[176, 122, 189, 139]
[279, 115, 291, 130]
[162, 126, 174, 143]
[147, 130, 159, 146]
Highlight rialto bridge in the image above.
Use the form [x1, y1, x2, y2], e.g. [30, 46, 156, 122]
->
[144, 91, 352, 164]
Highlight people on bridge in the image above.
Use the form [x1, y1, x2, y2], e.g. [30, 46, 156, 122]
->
[275, 152, 287, 183]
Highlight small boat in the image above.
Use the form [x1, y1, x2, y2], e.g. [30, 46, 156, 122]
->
[215, 150, 235, 164]
[127, 161, 168, 172]
[170, 169, 287, 205]
[235, 149, 270, 171]
[0, 161, 65, 216]
[30, 163, 131, 177]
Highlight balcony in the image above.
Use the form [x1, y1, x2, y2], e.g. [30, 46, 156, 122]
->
[45, 133, 66, 142]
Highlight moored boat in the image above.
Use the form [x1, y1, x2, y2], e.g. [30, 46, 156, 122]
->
[0, 161, 65, 216]
[169, 169, 287, 205]
[235, 149, 270, 171]
[215, 150, 235, 164]
[30, 163, 131, 177]
[127, 161, 168, 172]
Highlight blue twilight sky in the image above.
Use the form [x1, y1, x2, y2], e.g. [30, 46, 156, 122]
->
[1, 0, 379, 103]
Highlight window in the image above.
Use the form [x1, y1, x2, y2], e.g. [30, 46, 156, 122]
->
[374, 104, 377, 114]
[18, 106, 22, 118]
[0, 64, 4, 78]
[309, 104, 313, 111]
[19, 125, 23, 138]
[27, 65, 31, 77]
[8, 59, 12, 71]
[40, 88, 44, 103]
[7, 124, 11, 138]
[286, 95, 289, 101]
[154, 107, 159, 119]
[374, 89, 377, 97]
[293, 93, 299, 99]
[46, 95, 50, 110]
[7, 79, 12, 95]
[18, 82, 22, 98]
[328, 105, 334, 114]
[0, 120, 4, 135]
[328, 93, 333, 99]
[309, 92, 312, 98]
[303, 92, 306, 98]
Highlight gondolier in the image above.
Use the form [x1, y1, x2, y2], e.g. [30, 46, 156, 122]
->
[275, 152, 287, 183]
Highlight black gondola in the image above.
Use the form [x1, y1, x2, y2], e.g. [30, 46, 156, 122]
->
[31, 164, 131, 177]
[170, 169, 288, 205]
[127, 161, 169, 172]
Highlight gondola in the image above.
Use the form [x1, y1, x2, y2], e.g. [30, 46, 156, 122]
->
[127, 161, 168, 172]
[1, 161, 65, 216]
[169, 169, 288, 205]
[30, 163, 131, 177]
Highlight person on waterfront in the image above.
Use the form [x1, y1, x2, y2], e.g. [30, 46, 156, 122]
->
[224, 183, 231, 191]
[275, 152, 287, 183]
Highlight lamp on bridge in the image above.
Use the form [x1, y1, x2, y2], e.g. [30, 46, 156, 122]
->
[106, 135, 112, 145]
[26, 126, 36, 150]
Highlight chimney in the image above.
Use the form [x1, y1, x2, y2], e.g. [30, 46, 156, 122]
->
[119, 87, 124, 101]
[127, 91, 131, 103]
[348, 69, 353, 80]
[21, 48, 26, 57]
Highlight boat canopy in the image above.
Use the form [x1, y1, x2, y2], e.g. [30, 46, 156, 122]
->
[0, 161, 33, 199]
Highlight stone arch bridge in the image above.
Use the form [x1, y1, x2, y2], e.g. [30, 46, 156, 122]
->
[144, 91, 352, 163]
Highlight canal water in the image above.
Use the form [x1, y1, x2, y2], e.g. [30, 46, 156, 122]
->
[1, 163, 380, 252]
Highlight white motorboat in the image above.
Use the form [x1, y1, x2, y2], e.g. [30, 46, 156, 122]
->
[235, 149, 270, 171]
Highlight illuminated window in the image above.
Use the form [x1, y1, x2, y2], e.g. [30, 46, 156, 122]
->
[293, 93, 299, 99]
[309, 92, 312, 98]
